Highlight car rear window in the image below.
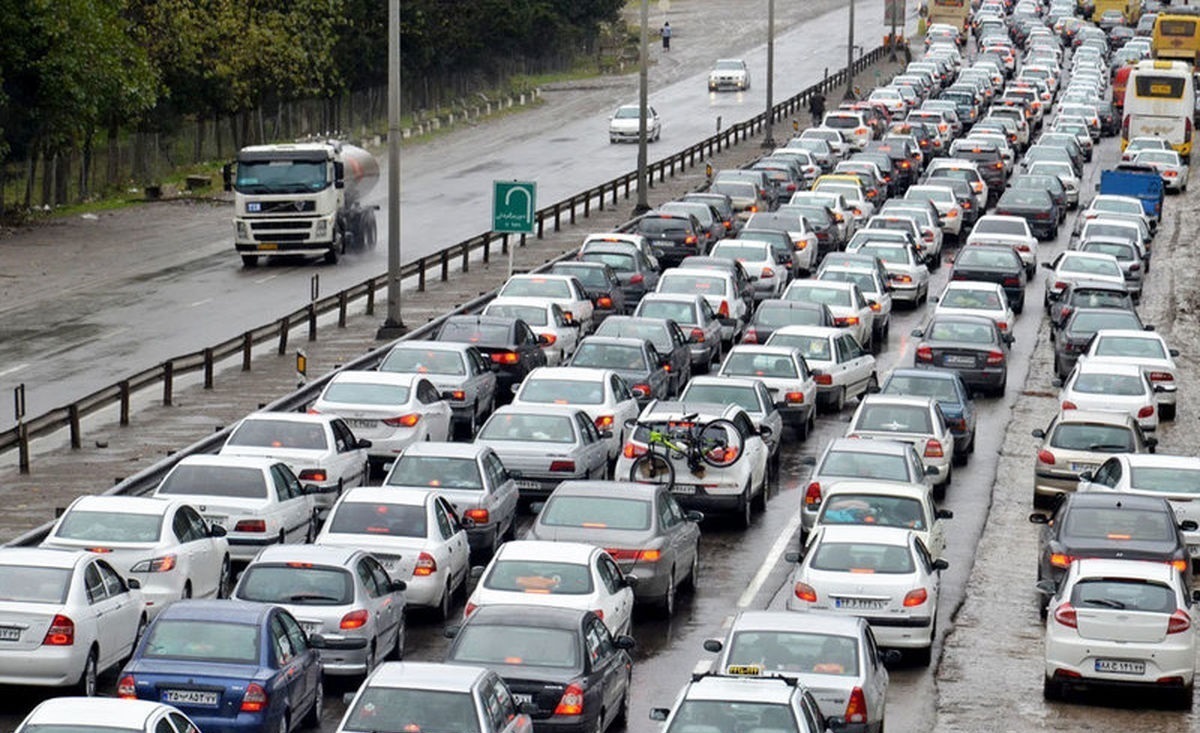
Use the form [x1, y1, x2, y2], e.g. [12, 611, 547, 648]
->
[1063, 507, 1175, 543]
[638, 300, 697, 325]
[754, 304, 824, 328]
[157, 465, 268, 499]
[596, 321, 669, 351]
[237, 564, 354, 605]
[1071, 579, 1177, 614]
[0, 566, 71, 604]
[1072, 373, 1145, 396]
[142, 619, 260, 664]
[786, 285, 851, 307]
[725, 630, 859, 677]
[769, 333, 831, 361]
[379, 348, 466, 376]
[1049, 424, 1134, 452]
[321, 381, 411, 406]
[854, 404, 933, 434]
[956, 248, 1016, 269]
[809, 541, 915, 574]
[227, 418, 329, 451]
[821, 495, 925, 531]
[520, 377, 605, 405]
[452, 623, 579, 668]
[637, 219, 691, 237]
[54, 510, 163, 543]
[582, 252, 635, 272]
[941, 289, 1002, 309]
[328, 503, 427, 538]
[483, 559, 594, 595]
[571, 343, 647, 371]
[1067, 312, 1142, 335]
[478, 413, 576, 444]
[554, 265, 610, 288]
[681, 384, 760, 413]
[539, 496, 652, 531]
[438, 322, 513, 348]
[659, 274, 727, 295]
[387, 456, 483, 490]
[486, 304, 548, 327]
[712, 243, 770, 261]
[974, 219, 1026, 236]
[500, 278, 571, 299]
[723, 351, 798, 378]
[343, 689, 480, 733]
[818, 450, 909, 481]
[927, 320, 996, 345]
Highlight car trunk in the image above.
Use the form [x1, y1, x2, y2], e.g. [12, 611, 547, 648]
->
[0, 603, 60, 651]
[37, 539, 158, 576]
[497, 666, 579, 718]
[927, 345, 990, 370]
[128, 659, 268, 718]
[1074, 608, 1170, 644]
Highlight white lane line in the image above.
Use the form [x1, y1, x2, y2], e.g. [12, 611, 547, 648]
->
[254, 274, 279, 284]
[736, 508, 803, 609]
[98, 327, 128, 341]
[0, 363, 28, 378]
[189, 298, 213, 308]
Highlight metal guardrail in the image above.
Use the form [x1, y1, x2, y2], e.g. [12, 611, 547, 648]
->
[2, 45, 891, 547]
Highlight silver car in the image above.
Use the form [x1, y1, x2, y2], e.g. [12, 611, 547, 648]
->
[634, 293, 723, 371]
[679, 376, 784, 469]
[377, 341, 499, 438]
[383, 442, 520, 556]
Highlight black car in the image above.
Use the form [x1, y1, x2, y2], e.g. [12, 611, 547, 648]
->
[593, 316, 692, 395]
[567, 335, 670, 402]
[436, 315, 548, 403]
[551, 262, 626, 325]
[1030, 492, 1196, 614]
[1094, 99, 1120, 137]
[935, 176, 982, 227]
[1053, 307, 1149, 379]
[577, 243, 661, 307]
[948, 245, 1028, 313]
[742, 299, 836, 344]
[865, 140, 918, 189]
[994, 188, 1060, 241]
[1049, 280, 1137, 332]
[948, 142, 1007, 201]
[619, 212, 707, 267]
[1009, 174, 1069, 223]
[445, 605, 635, 733]
[912, 314, 1012, 397]
[851, 151, 899, 196]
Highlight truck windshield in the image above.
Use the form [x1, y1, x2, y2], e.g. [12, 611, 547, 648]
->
[236, 160, 328, 193]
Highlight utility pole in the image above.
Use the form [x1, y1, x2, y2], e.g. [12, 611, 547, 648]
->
[761, 0, 777, 148]
[844, 0, 857, 100]
[377, 0, 406, 339]
[634, 0, 651, 215]
[889, 0, 899, 60]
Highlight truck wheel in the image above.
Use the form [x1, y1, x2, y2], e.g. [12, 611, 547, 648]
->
[241, 255, 259, 267]
[364, 213, 378, 249]
[324, 248, 339, 264]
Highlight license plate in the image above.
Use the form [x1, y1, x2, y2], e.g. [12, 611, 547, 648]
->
[672, 485, 697, 495]
[256, 243, 278, 251]
[943, 355, 976, 367]
[1069, 463, 1095, 473]
[834, 597, 886, 610]
[512, 693, 533, 705]
[515, 480, 541, 490]
[0, 627, 19, 642]
[203, 515, 227, 528]
[163, 690, 220, 706]
[1095, 659, 1145, 675]
[347, 419, 377, 429]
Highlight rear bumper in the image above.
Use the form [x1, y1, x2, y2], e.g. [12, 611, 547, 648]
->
[0, 647, 87, 687]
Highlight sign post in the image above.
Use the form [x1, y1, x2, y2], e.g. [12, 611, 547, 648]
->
[492, 180, 537, 278]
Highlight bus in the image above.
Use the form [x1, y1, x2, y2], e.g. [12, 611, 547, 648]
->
[1122, 60, 1195, 157]
[1152, 7, 1200, 65]
[1092, 0, 1139, 25]
[926, 0, 969, 35]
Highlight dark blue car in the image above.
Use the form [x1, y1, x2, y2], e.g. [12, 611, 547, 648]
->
[118, 600, 324, 733]
[881, 367, 976, 462]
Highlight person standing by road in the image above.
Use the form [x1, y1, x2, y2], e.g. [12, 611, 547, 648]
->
[809, 90, 826, 126]
[661, 21, 672, 51]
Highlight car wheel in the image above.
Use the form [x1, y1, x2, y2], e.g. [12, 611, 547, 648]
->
[659, 569, 677, 618]
[74, 648, 98, 697]
[686, 550, 700, 592]
[613, 673, 633, 727]
[392, 611, 407, 660]
[833, 387, 846, 413]
[437, 579, 453, 620]
[218, 557, 233, 598]
[738, 482, 753, 529]
[1042, 675, 1064, 702]
[302, 679, 323, 728]
[1160, 402, 1177, 421]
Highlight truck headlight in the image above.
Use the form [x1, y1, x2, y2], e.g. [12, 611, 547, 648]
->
[315, 219, 329, 237]
[236, 221, 248, 238]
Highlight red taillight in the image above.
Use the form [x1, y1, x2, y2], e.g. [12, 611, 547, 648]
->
[893, 274, 913, 284]
[118, 675, 136, 699]
[383, 414, 421, 428]
[996, 322, 1008, 332]
[464, 602, 477, 617]
[597, 296, 614, 309]
[814, 374, 833, 385]
[340, 610, 369, 630]
[916, 346, 933, 362]
[449, 390, 466, 401]
[623, 443, 646, 459]
[986, 350, 1004, 366]
[1053, 603, 1078, 629]
[994, 162, 1004, 170]
[903, 588, 929, 607]
[549, 460, 577, 473]
[413, 551, 437, 577]
[785, 392, 805, 403]
[631, 384, 651, 398]
[629, 273, 645, 284]
[42, 615, 74, 646]
[1002, 277, 1020, 286]
[742, 328, 758, 344]
[805, 482, 822, 507]
[490, 351, 520, 365]
[464, 508, 490, 525]
[298, 469, 328, 482]
[1037, 450, 1056, 465]
[685, 235, 698, 245]
[594, 415, 614, 430]
[845, 687, 868, 725]
[834, 316, 860, 327]
[1138, 405, 1156, 419]
[718, 301, 730, 318]
[1149, 372, 1174, 382]
[1061, 401, 1077, 411]
[539, 333, 558, 347]
[555, 683, 585, 716]
[869, 302, 881, 312]
[793, 582, 818, 603]
[1130, 262, 1141, 272]
[761, 267, 775, 279]
[1050, 553, 1076, 569]
[234, 519, 267, 533]
[690, 328, 706, 343]
[241, 683, 268, 713]
[1170, 559, 1189, 574]
[924, 439, 943, 458]
[606, 548, 662, 562]
[923, 231, 934, 242]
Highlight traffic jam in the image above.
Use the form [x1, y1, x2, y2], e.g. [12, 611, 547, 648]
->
[3, 0, 1200, 732]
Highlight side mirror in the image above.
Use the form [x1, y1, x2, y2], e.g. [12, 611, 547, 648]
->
[932, 558, 950, 571]
[632, 386, 650, 399]
[1040, 261, 1054, 270]
[623, 574, 639, 590]
[935, 509, 954, 520]
[1145, 324, 1156, 331]
[649, 708, 671, 722]
[911, 328, 925, 338]
[210, 524, 228, 538]
[1051, 378, 1063, 388]
[784, 550, 802, 563]
[1004, 334, 1015, 345]
[1029, 512, 1050, 525]
[443, 625, 461, 639]
[358, 438, 373, 450]
[389, 579, 407, 592]
[1170, 349, 1181, 357]
[600, 429, 614, 439]
[1079, 470, 1095, 482]
[867, 380, 881, 394]
[127, 578, 142, 590]
[758, 425, 774, 440]
[1031, 428, 1046, 439]
[703, 638, 724, 653]
[1181, 520, 1200, 532]
[1035, 579, 1058, 596]
[686, 510, 705, 522]
[469, 565, 485, 580]
[614, 634, 637, 650]
[624, 417, 639, 429]
[308, 633, 328, 649]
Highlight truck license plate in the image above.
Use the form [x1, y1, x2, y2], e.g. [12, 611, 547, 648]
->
[257, 243, 279, 250]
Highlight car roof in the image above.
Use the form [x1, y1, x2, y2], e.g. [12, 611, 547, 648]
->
[250, 544, 360, 566]
[160, 599, 271, 623]
[943, 280, 1003, 292]
[465, 603, 587, 630]
[1052, 409, 1137, 426]
[1073, 360, 1146, 378]
[1066, 492, 1170, 512]
[683, 675, 801, 704]
[365, 661, 489, 692]
[67, 495, 179, 516]
[1092, 329, 1163, 341]
[822, 480, 930, 501]
[730, 609, 867, 636]
[398, 441, 490, 459]
[815, 524, 914, 546]
[486, 297, 555, 310]
[328, 370, 429, 387]
[526, 366, 613, 383]
[0, 547, 90, 569]
[771, 325, 847, 340]
[886, 367, 964, 386]
[1118, 453, 1200, 470]
[340, 486, 433, 506]
[496, 539, 597, 563]
[549, 480, 658, 501]
[23, 698, 177, 727]
[645, 399, 738, 421]
[388, 341, 475, 354]
[1073, 558, 1177, 584]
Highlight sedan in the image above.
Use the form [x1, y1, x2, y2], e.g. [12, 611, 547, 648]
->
[678, 376, 785, 471]
[846, 240, 930, 307]
[497, 274, 595, 334]
[578, 242, 661, 307]
[718, 345, 817, 436]
[593, 316, 692, 395]
[633, 294, 722, 372]
[1042, 251, 1127, 309]
[1075, 238, 1145, 302]
[445, 605, 635, 733]
[316, 487, 471, 619]
[967, 215, 1038, 276]
[782, 280, 876, 351]
[846, 395, 955, 496]
[812, 480, 953, 559]
[1133, 149, 1189, 192]
[482, 298, 580, 366]
[40, 496, 230, 617]
[933, 280, 1015, 334]
[232, 545, 406, 677]
[741, 300, 835, 346]
[15, 699, 202, 733]
[466, 540, 635, 635]
[527, 480, 702, 617]
[912, 314, 1012, 397]
[817, 265, 893, 347]
[153, 455, 319, 561]
[655, 269, 746, 346]
[609, 103, 660, 143]
[786, 526, 947, 666]
[0, 549, 145, 696]
[1053, 308, 1148, 379]
[949, 245, 1028, 313]
[117, 600, 323, 733]
[765, 326, 877, 414]
[512, 366, 642, 462]
[310, 371, 452, 474]
[1078, 329, 1179, 420]
[1057, 360, 1161, 433]
[567, 336, 669, 403]
[435, 315, 549, 401]
[994, 187, 1060, 241]
[377, 341, 498, 437]
[1041, 559, 1196, 707]
[1030, 410, 1156, 508]
[710, 240, 788, 300]
[550, 261, 628, 324]
[622, 212, 708, 267]
[881, 368, 977, 460]
[475, 405, 610, 502]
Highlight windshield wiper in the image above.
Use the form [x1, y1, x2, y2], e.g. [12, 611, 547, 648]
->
[1082, 598, 1126, 610]
[1086, 444, 1130, 452]
[288, 593, 341, 602]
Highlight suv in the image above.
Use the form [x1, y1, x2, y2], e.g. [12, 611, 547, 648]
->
[1030, 410, 1156, 507]
[649, 671, 833, 733]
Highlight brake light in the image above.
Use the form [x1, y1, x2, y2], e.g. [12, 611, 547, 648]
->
[793, 582, 818, 603]
[413, 551, 437, 577]
[549, 460, 577, 472]
[690, 328, 706, 343]
[340, 610, 369, 630]
[1002, 277, 1020, 286]
[42, 615, 74, 646]
[594, 415, 614, 430]
[1061, 401, 1077, 411]
[718, 301, 730, 318]
[814, 372, 834, 386]
[234, 519, 267, 533]
[1170, 559, 1189, 574]
[986, 350, 1004, 366]
[538, 333, 558, 348]
[924, 439, 943, 458]
[623, 443, 646, 459]
[449, 390, 465, 401]
[597, 296, 614, 309]
[893, 274, 913, 284]
[1053, 281, 1068, 291]
[761, 267, 776, 279]
[1050, 553, 1076, 569]
[241, 683, 268, 713]
[629, 273, 645, 284]
[130, 555, 177, 573]
[1053, 603, 1078, 629]
[785, 392, 805, 403]
[1168, 610, 1192, 634]
[916, 346, 933, 362]
[923, 231, 934, 242]
[298, 469, 328, 482]
[383, 414, 421, 428]
[749, 205, 759, 213]
[869, 301, 881, 312]
[742, 328, 758, 344]
[805, 482, 822, 507]
[555, 683, 585, 716]
[685, 235, 698, 245]
[845, 687, 868, 725]
[1137, 405, 1156, 419]
[118, 675, 136, 699]
[1149, 372, 1174, 382]
[834, 316, 860, 327]
[606, 548, 662, 562]
[464, 508, 490, 525]
[490, 351, 520, 365]
[903, 588, 929, 607]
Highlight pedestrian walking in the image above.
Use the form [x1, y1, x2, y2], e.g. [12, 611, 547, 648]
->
[661, 21, 671, 51]
[809, 90, 826, 126]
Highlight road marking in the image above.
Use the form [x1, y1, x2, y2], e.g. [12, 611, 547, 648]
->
[736, 507, 803, 609]
[98, 327, 128, 341]
[254, 274, 279, 284]
[189, 298, 213, 308]
[0, 363, 27, 378]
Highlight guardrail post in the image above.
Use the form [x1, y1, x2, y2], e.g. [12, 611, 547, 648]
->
[242, 333, 252, 371]
[365, 278, 376, 315]
[418, 259, 427, 292]
[338, 292, 348, 327]
[624, 176, 631, 200]
[17, 423, 28, 474]
[569, 198, 577, 226]
[68, 405, 81, 449]
[307, 303, 317, 341]
[483, 234, 491, 264]
[462, 243, 470, 274]
[119, 381, 130, 425]
[659, 163, 666, 183]
[553, 203, 561, 232]
[440, 250, 450, 282]
[585, 193, 591, 218]
[163, 361, 174, 406]
[278, 317, 290, 355]
[537, 213, 545, 239]
[204, 348, 214, 388]
[501, 234, 510, 256]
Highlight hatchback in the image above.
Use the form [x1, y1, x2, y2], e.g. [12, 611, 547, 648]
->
[376, 341, 498, 437]
[15, 699, 202, 733]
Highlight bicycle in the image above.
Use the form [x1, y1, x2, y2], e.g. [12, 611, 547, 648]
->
[627, 413, 745, 490]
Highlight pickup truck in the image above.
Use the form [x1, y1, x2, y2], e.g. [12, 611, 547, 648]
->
[1098, 165, 1164, 222]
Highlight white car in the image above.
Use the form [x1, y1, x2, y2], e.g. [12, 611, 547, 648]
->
[377, 341, 499, 438]
[311, 371, 453, 472]
[1058, 359, 1161, 433]
[496, 274, 595, 334]
[609, 104, 661, 143]
[782, 280, 876, 351]
[0, 549, 145, 695]
[786, 525, 946, 666]
[766, 326, 877, 413]
[316, 487, 471, 619]
[511, 366, 641, 462]
[475, 404, 611, 501]
[1133, 149, 1190, 191]
[1026, 161, 1080, 208]
[1042, 250, 1126, 305]
[846, 239, 930, 306]
[40, 496, 230, 617]
[218, 412, 370, 508]
[817, 264, 893, 345]
[1121, 135, 1170, 162]
[1077, 329, 1179, 420]
[905, 184, 964, 238]
[846, 395, 955, 494]
[153, 454, 319, 561]
[822, 111, 873, 150]
[15, 699, 201, 733]
[465, 541, 635, 636]
[1041, 558, 1196, 707]
[717, 345, 817, 436]
[966, 214, 1037, 276]
[708, 59, 750, 91]
[710, 239, 788, 300]
[800, 127, 851, 160]
[656, 268, 748, 345]
[933, 281, 1015, 335]
[482, 297, 581, 366]
[809, 481, 952, 559]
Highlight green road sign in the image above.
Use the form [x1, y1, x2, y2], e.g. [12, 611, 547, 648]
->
[492, 180, 537, 234]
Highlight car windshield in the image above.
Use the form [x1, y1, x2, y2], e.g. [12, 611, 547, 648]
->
[1068, 312, 1142, 335]
[1049, 423, 1134, 452]
[55, 510, 163, 543]
[142, 620, 260, 664]
[1071, 579, 1177, 614]
[157, 465, 268, 499]
[438, 322, 513, 347]
[927, 320, 996, 344]
[486, 304, 548, 327]
[941, 289, 1002, 309]
[342, 688, 480, 733]
[659, 274, 727, 296]
[478, 413, 576, 443]
[539, 496, 652, 531]
[321, 381, 411, 406]
[884, 375, 960, 403]
[787, 285, 851, 307]
[0, 566, 71, 603]
[819, 450, 910, 481]
[1001, 190, 1049, 207]
[682, 384, 761, 413]
[754, 304, 823, 328]
[520, 378, 605, 405]
[328, 502, 427, 538]
[614, 107, 640, 119]
[809, 541, 916, 574]
[725, 630, 859, 677]
[854, 404, 933, 433]
[501, 278, 571, 299]
[1062, 507, 1176, 543]
[666, 702, 796, 733]
[582, 252, 635, 272]
[1130, 467, 1200, 495]
[555, 265, 611, 288]
[638, 301, 697, 325]
[379, 348, 466, 376]
[821, 494, 926, 531]
[452, 623, 579, 668]
[387, 456, 483, 490]
[572, 344, 647, 371]
[1072, 372, 1145, 396]
[1083, 224, 1137, 243]
[227, 419, 329, 450]
[236, 564, 354, 605]
[825, 115, 861, 129]
[723, 352, 798, 378]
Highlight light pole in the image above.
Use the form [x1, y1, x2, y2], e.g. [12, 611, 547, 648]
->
[844, 0, 857, 100]
[634, 0, 651, 215]
[761, 0, 777, 148]
[889, 0, 899, 60]
[377, 0, 406, 339]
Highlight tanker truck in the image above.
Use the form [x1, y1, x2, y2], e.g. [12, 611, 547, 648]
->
[222, 141, 380, 266]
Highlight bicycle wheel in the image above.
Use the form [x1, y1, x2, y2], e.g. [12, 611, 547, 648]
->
[698, 419, 746, 469]
[629, 452, 676, 489]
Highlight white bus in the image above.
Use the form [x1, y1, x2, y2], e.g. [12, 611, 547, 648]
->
[1122, 60, 1195, 157]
